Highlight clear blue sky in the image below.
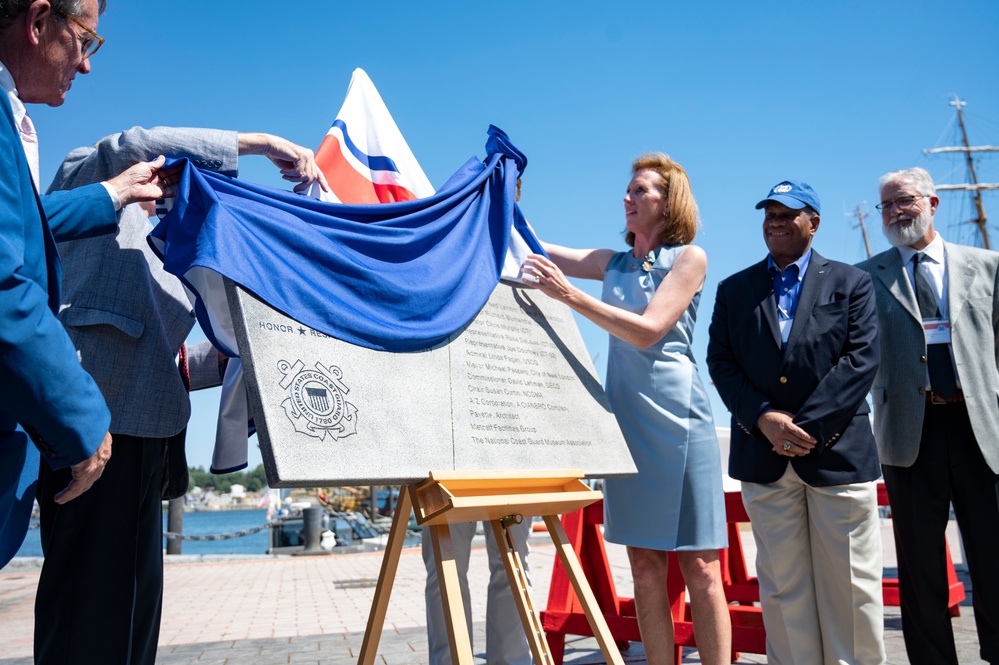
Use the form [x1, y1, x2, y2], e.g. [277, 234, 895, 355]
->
[31, 1, 999, 472]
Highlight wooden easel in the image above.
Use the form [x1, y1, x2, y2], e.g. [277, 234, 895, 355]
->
[357, 470, 625, 665]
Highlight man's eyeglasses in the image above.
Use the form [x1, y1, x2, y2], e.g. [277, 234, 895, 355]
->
[57, 10, 104, 59]
[876, 195, 927, 213]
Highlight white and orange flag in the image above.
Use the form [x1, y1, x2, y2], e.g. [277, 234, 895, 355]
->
[305, 67, 539, 280]
[305, 68, 434, 204]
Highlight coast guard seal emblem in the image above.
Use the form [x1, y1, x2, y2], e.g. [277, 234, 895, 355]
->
[277, 359, 358, 441]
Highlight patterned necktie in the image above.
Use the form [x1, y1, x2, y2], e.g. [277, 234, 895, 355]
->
[19, 113, 40, 190]
[771, 263, 799, 349]
[914, 252, 957, 398]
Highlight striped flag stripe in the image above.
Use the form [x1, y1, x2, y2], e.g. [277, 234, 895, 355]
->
[329, 119, 402, 174]
[315, 134, 418, 204]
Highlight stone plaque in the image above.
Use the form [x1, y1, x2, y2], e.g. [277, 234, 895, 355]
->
[226, 279, 635, 487]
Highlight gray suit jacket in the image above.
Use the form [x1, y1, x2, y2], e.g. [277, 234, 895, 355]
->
[858, 242, 999, 473]
[49, 127, 239, 438]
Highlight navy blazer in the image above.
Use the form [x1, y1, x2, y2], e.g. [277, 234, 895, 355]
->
[0, 92, 117, 567]
[706, 250, 881, 487]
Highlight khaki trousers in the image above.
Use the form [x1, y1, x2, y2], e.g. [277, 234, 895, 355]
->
[741, 465, 885, 665]
[421, 520, 532, 665]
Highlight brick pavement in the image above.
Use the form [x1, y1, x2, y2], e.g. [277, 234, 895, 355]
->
[0, 523, 988, 664]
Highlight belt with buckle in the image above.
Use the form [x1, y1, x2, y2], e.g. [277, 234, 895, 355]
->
[926, 389, 964, 405]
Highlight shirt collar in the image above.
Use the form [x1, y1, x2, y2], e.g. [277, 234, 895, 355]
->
[0, 59, 27, 133]
[767, 247, 812, 280]
[897, 232, 945, 267]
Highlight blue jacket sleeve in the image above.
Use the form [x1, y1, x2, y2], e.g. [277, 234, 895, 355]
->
[42, 184, 117, 242]
[0, 124, 111, 468]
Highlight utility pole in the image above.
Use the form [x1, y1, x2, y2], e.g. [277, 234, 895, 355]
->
[848, 204, 873, 259]
[924, 96, 999, 249]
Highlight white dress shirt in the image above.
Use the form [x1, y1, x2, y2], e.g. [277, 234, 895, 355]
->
[0, 59, 39, 189]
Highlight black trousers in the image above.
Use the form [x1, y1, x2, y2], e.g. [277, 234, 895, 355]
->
[34, 431, 181, 665]
[882, 402, 999, 665]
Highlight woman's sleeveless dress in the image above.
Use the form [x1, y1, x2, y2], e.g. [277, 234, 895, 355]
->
[601, 245, 727, 551]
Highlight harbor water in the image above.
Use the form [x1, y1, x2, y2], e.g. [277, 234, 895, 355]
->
[15, 508, 271, 558]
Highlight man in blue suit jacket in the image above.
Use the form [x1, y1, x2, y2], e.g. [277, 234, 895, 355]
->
[0, 0, 173, 567]
[707, 181, 885, 665]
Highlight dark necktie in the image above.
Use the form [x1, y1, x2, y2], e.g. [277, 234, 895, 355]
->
[914, 252, 957, 398]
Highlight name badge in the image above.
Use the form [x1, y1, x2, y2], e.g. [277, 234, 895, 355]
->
[923, 317, 951, 345]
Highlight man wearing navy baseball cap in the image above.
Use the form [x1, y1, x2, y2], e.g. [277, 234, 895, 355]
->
[707, 181, 886, 664]
[754, 179, 821, 214]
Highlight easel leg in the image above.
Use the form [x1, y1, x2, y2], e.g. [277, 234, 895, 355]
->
[430, 523, 475, 665]
[490, 517, 554, 665]
[544, 515, 625, 665]
[358, 487, 413, 665]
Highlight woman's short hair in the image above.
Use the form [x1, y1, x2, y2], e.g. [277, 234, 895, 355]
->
[626, 152, 700, 247]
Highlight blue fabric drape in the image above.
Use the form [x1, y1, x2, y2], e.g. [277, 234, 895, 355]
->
[150, 126, 542, 352]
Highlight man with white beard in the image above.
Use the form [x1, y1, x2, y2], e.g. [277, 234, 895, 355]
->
[857, 167, 999, 665]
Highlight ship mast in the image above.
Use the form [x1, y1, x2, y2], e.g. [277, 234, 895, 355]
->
[923, 96, 999, 249]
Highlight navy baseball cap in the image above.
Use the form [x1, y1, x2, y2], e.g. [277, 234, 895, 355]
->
[755, 180, 821, 214]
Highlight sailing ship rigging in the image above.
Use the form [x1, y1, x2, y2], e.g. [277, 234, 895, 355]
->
[924, 96, 999, 249]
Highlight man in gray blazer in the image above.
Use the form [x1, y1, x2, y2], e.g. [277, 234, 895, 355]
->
[857, 167, 999, 665]
[34, 126, 328, 665]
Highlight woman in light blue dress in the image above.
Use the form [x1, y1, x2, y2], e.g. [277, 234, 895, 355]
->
[521, 153, 729, 665]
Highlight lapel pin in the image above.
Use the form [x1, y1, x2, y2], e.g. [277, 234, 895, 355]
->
[641, 250, 656, 272]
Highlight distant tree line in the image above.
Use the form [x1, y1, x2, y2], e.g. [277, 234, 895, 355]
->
[187, 464, 268, 493]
